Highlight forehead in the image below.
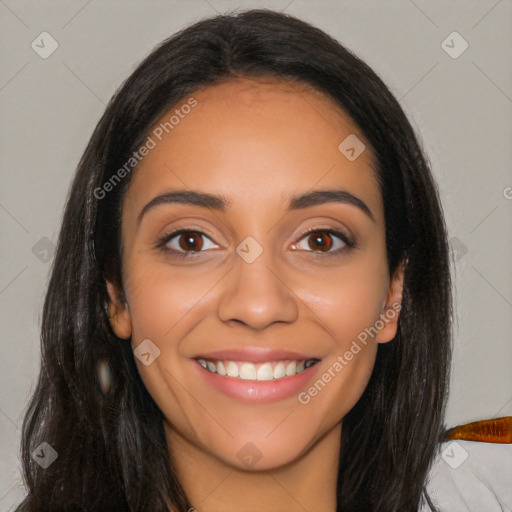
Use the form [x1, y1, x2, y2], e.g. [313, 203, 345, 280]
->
[124, 76, 382, 220]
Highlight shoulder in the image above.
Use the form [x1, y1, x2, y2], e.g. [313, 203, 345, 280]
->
[422, 440, 512, 511]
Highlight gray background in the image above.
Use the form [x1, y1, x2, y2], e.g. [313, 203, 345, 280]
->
[1, 0, 511, 509]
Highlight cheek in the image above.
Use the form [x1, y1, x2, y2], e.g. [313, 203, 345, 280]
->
[294, 261, 387, 420]
[303, 258, 387, 346]
[122, 262, 219, 436]
[298, 289, 379, 429]
[123, 260, 220, 342]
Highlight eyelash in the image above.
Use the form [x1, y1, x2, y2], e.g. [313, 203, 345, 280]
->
[156, 225, 357, 259]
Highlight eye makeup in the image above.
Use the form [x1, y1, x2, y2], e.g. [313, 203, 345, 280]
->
[154, 224, 358, 260]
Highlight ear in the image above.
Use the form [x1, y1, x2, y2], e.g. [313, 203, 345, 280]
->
[106, 280, 132, 340]
[375, 259, 405, 344]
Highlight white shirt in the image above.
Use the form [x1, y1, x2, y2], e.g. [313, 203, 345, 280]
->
[420, 441, 512, 511]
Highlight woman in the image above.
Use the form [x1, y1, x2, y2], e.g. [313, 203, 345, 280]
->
[17, 8, 452, 512]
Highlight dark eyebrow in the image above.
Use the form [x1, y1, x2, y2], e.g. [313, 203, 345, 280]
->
[137, 188, 374, 225]
[289, 189, 374, 221]
[137, 190, 232, 225]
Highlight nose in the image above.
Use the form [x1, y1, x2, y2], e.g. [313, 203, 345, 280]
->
[217, 243, 299, 331]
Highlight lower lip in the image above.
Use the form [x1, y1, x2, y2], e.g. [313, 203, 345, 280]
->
[193, 360, 321, 403]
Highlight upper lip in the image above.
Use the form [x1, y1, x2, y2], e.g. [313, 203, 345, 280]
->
[193, 348, 320, 364]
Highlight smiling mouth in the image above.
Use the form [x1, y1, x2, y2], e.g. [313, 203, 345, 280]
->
[195, 358, 321, 381]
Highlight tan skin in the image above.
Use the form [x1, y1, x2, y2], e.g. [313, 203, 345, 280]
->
[107, 76, 404, 512]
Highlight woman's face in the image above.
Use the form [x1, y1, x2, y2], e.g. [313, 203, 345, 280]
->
[107, 76, 403, 471]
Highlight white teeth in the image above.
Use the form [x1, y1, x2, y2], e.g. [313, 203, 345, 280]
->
[257, 363, 274, 381]
[273, 362, 286, 379]
[216, 361, 226, 376]
[198, 358, 319, 380]
[226, 361, 239, 378]
[285, 361, 296, 376]
[239, 363, 257, 380]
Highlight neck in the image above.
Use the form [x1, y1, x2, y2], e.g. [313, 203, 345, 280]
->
[165, 422, 341, 512]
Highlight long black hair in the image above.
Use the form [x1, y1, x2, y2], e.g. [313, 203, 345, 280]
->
[17, 8, 452, 512]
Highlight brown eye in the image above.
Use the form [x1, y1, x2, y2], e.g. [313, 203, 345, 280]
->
[307, 231, 333, 252]
[160, 229, 218, 258]
[178, 231, 204, 252]
[292, 228, 354, 255]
